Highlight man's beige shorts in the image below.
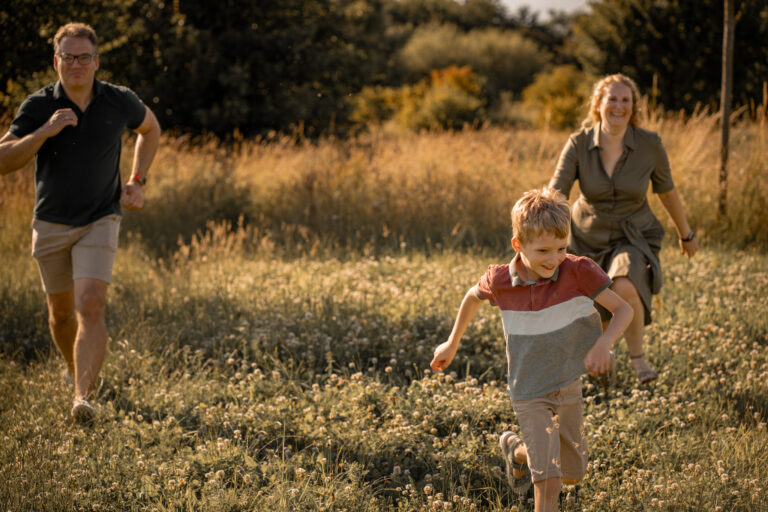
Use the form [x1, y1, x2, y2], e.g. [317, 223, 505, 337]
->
[511, 379, 588, 483]
[31, 214, 121, 294]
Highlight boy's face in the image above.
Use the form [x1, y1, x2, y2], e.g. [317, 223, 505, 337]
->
[511, 231, 568, 281]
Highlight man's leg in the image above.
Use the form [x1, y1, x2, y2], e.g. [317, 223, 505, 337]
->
[73, 278, 109, 400]
[46, 290, 77, 378]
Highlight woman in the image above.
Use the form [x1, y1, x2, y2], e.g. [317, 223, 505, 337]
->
[549, 73, 698, 383]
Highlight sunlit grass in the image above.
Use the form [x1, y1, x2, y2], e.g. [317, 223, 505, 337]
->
[1, 240, 767, 511]
[1, 116, 767, 510]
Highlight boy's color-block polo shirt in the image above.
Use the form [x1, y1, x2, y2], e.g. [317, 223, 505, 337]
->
[475, 253, 611, 400]
[10, 79, 146, 226]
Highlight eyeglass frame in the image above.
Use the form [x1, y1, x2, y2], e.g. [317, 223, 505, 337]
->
[56, 52, 97, 65]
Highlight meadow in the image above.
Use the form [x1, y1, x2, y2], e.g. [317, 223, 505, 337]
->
[1, 111, 767, 511]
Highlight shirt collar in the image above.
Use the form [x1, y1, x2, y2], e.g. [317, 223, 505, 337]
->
[53, 79, 102, 102]
[589, 122, 637, 151]
[509, 253, 560, 287]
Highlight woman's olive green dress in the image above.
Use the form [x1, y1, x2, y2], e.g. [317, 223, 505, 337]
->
[549, 123, 675, 324]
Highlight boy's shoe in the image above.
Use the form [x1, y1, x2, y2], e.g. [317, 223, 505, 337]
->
[499, 431, 532, 495]
[71, 398, 96, 425]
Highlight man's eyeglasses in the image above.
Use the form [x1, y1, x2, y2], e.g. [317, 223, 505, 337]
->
[57, 53, 96, 65]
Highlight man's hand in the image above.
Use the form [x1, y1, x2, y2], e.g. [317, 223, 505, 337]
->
[121, 182, 144, 210]
[43, 108, 78, 138]
[430, 340, 458, 372]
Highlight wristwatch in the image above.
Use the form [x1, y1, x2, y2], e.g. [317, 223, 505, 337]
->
[680, 230, 695, 242]
[130, 173, 147, 186]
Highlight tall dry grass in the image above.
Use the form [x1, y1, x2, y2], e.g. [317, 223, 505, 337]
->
[2, 110, 766, 260]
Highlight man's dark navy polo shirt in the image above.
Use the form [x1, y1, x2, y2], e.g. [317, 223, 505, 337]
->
[9, 79, 146, 226]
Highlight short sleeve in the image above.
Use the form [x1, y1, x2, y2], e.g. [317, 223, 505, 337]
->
[649, 133, 675, 194]
[118, 86, 147, 130]
[475, 266, 497, 306]
[9, 96, 47, 138]
[549, 135, 579, 198]
[576, 257, 612, 299]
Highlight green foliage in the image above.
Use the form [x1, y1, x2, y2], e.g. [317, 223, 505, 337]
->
[0, 0, 392, 137]
[398, 66, 486, 130]
[352, 66, 486, 131]
[572, 0, 768, 112]
[399, 23, 548, 96]
[522, 65, 592, 129]
[386, 0, 510, 31]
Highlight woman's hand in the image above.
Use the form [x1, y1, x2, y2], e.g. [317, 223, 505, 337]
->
[679, 236, 698, 258]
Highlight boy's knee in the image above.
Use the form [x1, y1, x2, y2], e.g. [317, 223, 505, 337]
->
[534, 477, 562, 497]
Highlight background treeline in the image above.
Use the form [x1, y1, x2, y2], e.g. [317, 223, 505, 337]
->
[1, 0, 767, 137]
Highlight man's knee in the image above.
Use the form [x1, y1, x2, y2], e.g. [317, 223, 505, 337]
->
[47, 293, 75, 328]
[75, 284, 107, 320]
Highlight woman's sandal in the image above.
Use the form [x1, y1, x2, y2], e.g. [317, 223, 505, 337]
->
[499, 431, 532, 495]
[630, 353, 658, 383]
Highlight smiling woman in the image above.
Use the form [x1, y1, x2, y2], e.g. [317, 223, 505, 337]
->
[548, 73, 698, 386]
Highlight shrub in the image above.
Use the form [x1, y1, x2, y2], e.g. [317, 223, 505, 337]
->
[399, 23, 549, 96]
[352, 66, 486, 131]
[399, 67, 485, 130]
[522, 64, 592, 129]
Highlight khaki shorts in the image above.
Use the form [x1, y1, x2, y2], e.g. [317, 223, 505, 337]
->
[511, 379, 588, 483]
[31, 214, 121, 294]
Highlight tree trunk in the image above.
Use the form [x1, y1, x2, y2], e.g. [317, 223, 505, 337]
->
[719, 0, 735, 218]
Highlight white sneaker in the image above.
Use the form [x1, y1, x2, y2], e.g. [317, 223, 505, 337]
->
[71, 398, 96, 425]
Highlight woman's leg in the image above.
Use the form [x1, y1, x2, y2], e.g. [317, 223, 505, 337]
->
[611, 277, 656, 381]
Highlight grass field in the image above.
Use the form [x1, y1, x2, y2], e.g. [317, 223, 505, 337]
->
[1, 114, 767, 511]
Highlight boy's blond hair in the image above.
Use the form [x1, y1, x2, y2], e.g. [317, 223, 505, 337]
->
[511, 187, 570, 244]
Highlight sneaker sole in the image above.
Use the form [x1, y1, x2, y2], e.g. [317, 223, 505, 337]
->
[71, 402, 95, 425]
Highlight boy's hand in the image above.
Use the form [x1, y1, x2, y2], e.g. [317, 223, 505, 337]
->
[584, 342, 613, 376]
[430, 340, 458, 372]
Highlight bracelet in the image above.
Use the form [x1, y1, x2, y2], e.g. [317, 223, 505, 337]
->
[130, 173, 147, 186]
[680, 230, 695, 242]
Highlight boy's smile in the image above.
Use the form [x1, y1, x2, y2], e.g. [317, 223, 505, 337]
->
[512, 231, 568, 281]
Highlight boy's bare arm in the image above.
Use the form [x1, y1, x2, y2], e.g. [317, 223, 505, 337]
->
[584, 287, 633, 375]
[430, 287, 484, 372]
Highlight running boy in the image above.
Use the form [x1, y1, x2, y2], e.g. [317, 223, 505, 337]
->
[430, 188, 632, 511]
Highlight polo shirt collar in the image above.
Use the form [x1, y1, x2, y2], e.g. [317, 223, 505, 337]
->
[589, 122, 637, 150]
[52, 79, 102, 102]
[509, 253, 560, 287]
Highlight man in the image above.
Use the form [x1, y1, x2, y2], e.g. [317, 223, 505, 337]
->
[0, 22, 161, 424]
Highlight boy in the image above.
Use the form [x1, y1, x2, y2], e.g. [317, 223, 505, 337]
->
[430, 188, 632, 511]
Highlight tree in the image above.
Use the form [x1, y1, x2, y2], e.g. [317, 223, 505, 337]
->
[572, 0, 768, 112]
[719, 0, 735, 217]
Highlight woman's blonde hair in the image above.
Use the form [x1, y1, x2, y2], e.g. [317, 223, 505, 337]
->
[511, 187, 570, 244]
[582, 73, 641, 129]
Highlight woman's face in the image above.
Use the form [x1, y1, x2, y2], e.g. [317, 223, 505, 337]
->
[599, 82, 633, 131]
